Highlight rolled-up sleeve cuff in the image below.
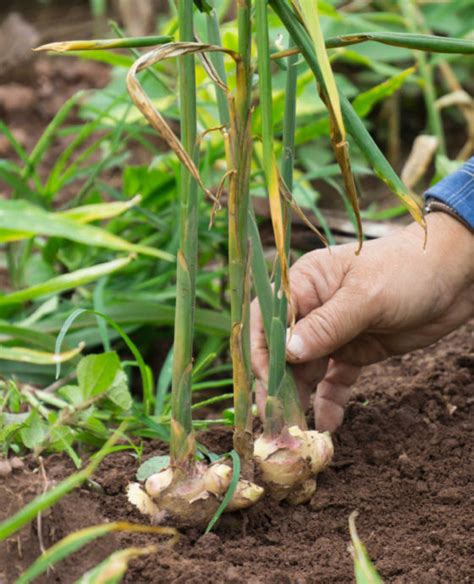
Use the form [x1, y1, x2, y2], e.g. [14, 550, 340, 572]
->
[424, 156, 474, 231]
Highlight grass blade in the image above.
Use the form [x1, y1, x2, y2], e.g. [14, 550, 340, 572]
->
[76, 545, 159, 583]
[205, 450, 240, 533]
[16, 523, 177, 584]
[60, 195, 142, 223]
[0, 424, 126, 541]
[0, 257, 133, 306]
[349, 511, 384, 584]
[325, 31, 474, 54]
[0, 200, 173, 261]
[0, 344, 83, 365]
[35, 35, 173, 52]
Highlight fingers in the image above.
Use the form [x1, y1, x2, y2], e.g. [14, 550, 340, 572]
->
[314, 360, 361, 433]
[250, 297, 269, 383]
[286, 286, 371, 364]
[255, 379, 267, 421]
[292, 357, 329, 411]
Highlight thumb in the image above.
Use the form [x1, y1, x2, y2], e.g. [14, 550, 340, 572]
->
[286, 287, 370, 363]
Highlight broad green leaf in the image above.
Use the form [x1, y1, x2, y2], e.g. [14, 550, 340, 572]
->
[136, 455, 170, 481]
[0, 257, 133, 307]
[77, 352, 121, 399]
[54, 309, 155, 414]
[58, 385, 84, 408]
[76, 546, 158, 584]
[48, 424, 76, 453]
[106, 369, 133, 410]
[349, 512, 384, 584]
[0, 344, 83, 365]
[0, 200, 173, 260]
[20, 410, 47, 449]
[16, 522, 176, 584]
[353, 67, 416, 118]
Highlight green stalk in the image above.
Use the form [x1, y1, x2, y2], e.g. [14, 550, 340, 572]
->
[255, 0, 280, 396]
[399, 0, 446, 155]
[229, 0, 253, 472]
[170, 0, 199, 466]
[203, 0, 254, 467]
[205, 8, 231, 127]
[255, 2, 305, 431]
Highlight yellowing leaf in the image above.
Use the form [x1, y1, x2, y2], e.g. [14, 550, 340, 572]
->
[293, 0, 344, 137]
[0, 343, 83, 365]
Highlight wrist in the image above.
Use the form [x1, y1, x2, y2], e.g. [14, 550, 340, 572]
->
[417, 212, 474, 285]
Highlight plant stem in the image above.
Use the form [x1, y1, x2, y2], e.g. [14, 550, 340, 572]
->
[398, 0, 446, 155]
[229, 0, 253, 473]
[255, 2, 305, 430]
[205, 8, 231, 127]
[170, 0, 198, 466]
[255, 0, 284, 398]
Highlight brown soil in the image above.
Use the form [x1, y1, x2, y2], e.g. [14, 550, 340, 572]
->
[1, 323, 472, 583]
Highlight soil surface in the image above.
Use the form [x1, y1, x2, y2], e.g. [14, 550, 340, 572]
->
[1, 322, 472, 583]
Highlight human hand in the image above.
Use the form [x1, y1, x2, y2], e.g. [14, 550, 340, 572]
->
[251, 212, 473, 432]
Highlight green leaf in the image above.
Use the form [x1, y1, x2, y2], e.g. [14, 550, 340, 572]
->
[54, 309, 155, 414]
[20, 410, 47, 449]
[63, 49, 134, 67]
[205, 450, 240, 533]
[349, 512, 384, 584]
[77, 352, 121, 399]
[154, 347, 173, 417]
[353, 67, 416, 118]
[36, 35, 173, 53]
[0, 257, 133, 307]
[16, 522, 175, 584]
[60, 196, 141, 223]
[0, 424, 126, 541]
[106, 369, 133, 410]
[0, 344, 82, 365]
[0, 200, 173, 261]
[193, 0, 213, 12]
[76, 546, 158, 584]
[136, 455, 170, 481]
[58, 385, 84, 407]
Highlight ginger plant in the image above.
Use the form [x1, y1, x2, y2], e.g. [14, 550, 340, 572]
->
[123, 0, 263, 526]
[33, 0, 473, 527]
[250, 0, 333, 504]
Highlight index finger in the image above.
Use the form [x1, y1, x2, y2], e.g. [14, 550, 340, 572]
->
[250, 297, 269, 382]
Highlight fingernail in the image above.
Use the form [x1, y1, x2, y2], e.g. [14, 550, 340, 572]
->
[286, 334, 304, 359]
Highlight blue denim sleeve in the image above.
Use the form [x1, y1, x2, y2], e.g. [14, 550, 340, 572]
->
[424, 156, 474, 230]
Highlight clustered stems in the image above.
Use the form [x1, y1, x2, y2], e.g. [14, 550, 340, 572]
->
[229, 0, 254, 474]
[170, 0, 199, 467]
[255, 0, 305, 432]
